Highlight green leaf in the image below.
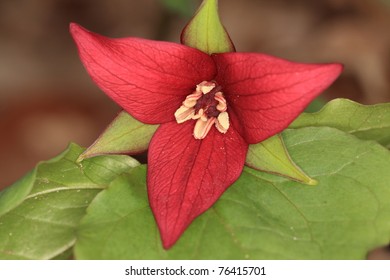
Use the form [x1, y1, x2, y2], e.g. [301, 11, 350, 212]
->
[75, 127, 390, 259]
[74, 166, 154, 259]
[0, 143, 139, 259]
[181, 0, 235, 54]
[78, 111, 158, 161]
[290, 99, 390, 147]
[246, 134, 317, 185]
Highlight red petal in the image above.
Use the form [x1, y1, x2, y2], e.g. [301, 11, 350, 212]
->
[70, 23, 216, 124]
[213, 53, 343, 143]
[148, 121, 247, 248]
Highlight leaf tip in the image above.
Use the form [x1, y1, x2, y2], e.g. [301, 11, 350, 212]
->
[306, 178, 319, 186]
[76, 152, 87, 163]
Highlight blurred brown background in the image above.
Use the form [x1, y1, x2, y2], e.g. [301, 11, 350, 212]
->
[0, 0, 389, 258]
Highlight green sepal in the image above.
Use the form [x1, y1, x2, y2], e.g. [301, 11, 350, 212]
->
[181, 0, 235, 54]
[246, 134, 317, 185]
[78, 111, 158, 161]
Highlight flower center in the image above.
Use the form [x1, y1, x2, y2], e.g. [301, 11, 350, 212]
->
[174, 81, 230, 139]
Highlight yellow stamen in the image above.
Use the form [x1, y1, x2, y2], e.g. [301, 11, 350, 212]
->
[193, 118, 216, 139]
[174, 105, 195, 123]
[215, 111, 229, 134]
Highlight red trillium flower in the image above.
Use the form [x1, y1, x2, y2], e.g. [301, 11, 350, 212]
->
[70, 23, 342, 249]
